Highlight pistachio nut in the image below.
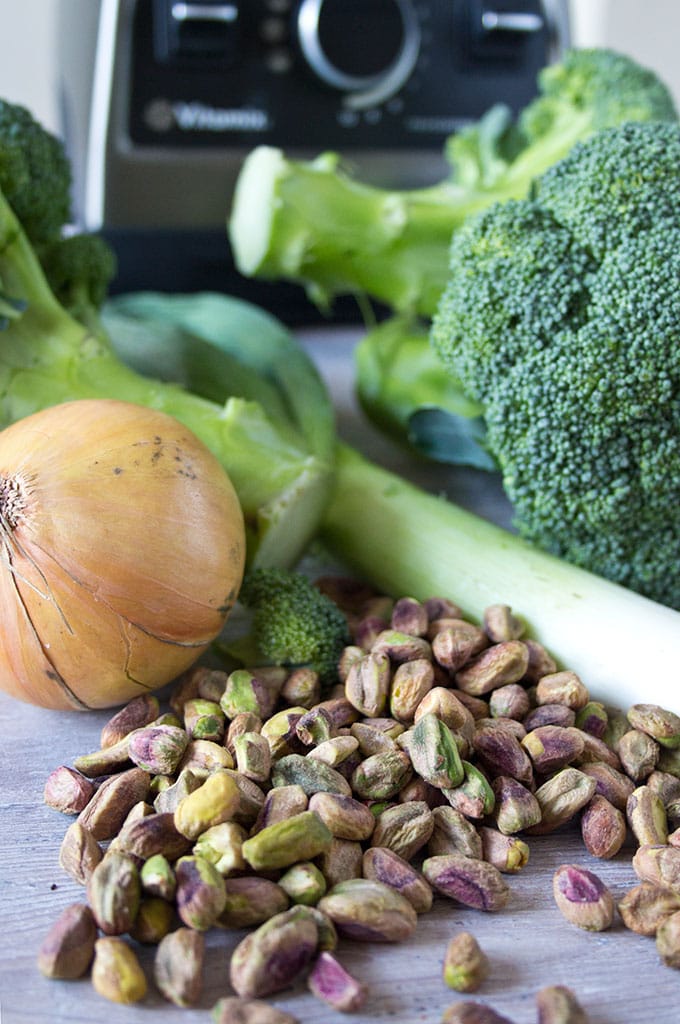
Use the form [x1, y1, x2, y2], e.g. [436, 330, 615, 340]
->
[318, 877, 418, 943]
[91, 936, 147, 1004]
[175, 854, 227, 930]
[443, 931, 489, 992]
[552, 864, 614, 931]
[37, 903, 97, 979]
[174, 770, 240, 840]
[43, 765, 95, 815]
[422, 853, 510, 912]
[241, 810, 333, 872]
[87, 851, 141, 935]
[154, 926, 205, 1007]
[307, 950, 368, 1012]
[229, 907, 319, 998]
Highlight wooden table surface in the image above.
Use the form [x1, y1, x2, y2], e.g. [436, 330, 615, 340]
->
[1, 328, 678, 1024]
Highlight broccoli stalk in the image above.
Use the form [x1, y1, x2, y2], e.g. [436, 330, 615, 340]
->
[354, 314, 494, 470]
[320, 444, 680, 715]
[229, 49, 678, 318]
[0, 134, 333, 571]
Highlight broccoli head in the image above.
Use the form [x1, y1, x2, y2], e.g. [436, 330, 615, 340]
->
[237, 568, 351, 684]
[518, 46, 678, 146]
[0, 98, 116, 325]
[0, 99, 71, 245]
[38, 233, 118, 331]
[431, 121, 680, 609]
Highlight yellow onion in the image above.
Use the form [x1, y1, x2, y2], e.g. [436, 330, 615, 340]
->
[0, 399, 246, 710]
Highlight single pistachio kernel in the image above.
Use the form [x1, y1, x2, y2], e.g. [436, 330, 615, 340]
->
[580, 795, 627, 860]
[76, 767, 151, 841]
[278, 861, 328, 906]
[441, 1001, 514, 1024]
[344, 650, 391, 718]
[175, 854, 227, 930]
[410, 712, 464, 790]
[59, 820, 103, 885]
[626, 785, 669, 846]
[43, 765, 95, 814]
[362, 846, 433, 914]
[655, 909, 680, 968]
[422, 853, 510, 912]
[100, 694, 161, 748]
[443, 760, 496, 820]
[128, 724, 189, 775]
[91, 936, 147, 1005]
[154, 926, 205, 1007]
[370, 801, 435, 861]
[129, 896, 174, 945]
[479, 826, 530, 874]
[618, 881, 680, 936]
[552, 863, 614, 931]
[443, 931, 489, 992]
[307, 950, 368, 1012]
[318, 878, 418, 943]
[211, 996, 299, 1024]
[87, 851, 141, 936]
[116, 811, 192, 862]
[218, 876, 290, 929]
[350, 747, 413, 801]
[139, 853, 177, 901]
[37, 903, 97, 979]
[174, 770, 241, 840]
[308, 791, 376, 841]
[455, 640, 529, 696]
[535, 984, 589, 1024]
[193, 821, 247, 875]
[229, 907, 320, 999]
[270, 753, 351, 797]
[241, 810, 333, 872]
[428, 806, 483, 860]
[317, 837, 364, 889]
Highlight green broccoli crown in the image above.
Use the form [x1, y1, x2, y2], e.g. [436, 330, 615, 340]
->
[38, 233, 118, 318]
[0, 99, 72, 245]
[521, 47, 678, 142]
[432, 121, 680, 608]
[238, 568, 350, 684]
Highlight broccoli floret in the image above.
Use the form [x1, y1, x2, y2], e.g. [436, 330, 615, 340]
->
[431, 121, 680, 608]
[0, 99, 117, 327]
[237, 568, 350, 684]
[229, 48, 677, 318]
[38, 233, 118, 331]
[0, 99, 71, 244]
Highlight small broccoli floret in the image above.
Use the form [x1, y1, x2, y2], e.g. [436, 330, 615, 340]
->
[0, 99, 118, 329]
[0, 99, 71, 244]
[38, 233, 118, 329]
[520, 47, 678, 143]
[237, 568, 351, 684]
[431, 121, 680, 608]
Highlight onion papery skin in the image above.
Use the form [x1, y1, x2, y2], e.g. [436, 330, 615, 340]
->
[0, 399, 246, 710]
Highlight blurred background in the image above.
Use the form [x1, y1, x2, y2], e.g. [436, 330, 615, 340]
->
[0, 0, 676, 318]
[1, 0, 677, 137]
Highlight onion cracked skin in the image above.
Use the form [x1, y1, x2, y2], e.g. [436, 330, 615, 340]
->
[0, 399, 246, 710]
